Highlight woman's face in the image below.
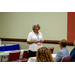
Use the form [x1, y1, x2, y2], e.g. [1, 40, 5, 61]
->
[34, 25, 39, 32]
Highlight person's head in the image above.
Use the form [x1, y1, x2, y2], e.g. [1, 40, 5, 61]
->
[59, 39, 67, 49]
[36, 47, 54, 62]
[32, 23, 40, 32]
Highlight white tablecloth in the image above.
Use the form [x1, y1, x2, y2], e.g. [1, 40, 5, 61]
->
[28, 54, 57, 62]
[0, 48, 29, 61]
[0, 49, 29, 56]
[0, 44, 18, 46]
[28, 57, 36, 62]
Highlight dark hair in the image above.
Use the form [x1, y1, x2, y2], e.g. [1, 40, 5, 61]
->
[59, 39, 67, 47]
[32, 23, 40, 31]
[61, 42, 67, 47]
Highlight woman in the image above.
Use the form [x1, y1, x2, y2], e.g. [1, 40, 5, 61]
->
[36, 47, 55, 62]
[27, 23, 44, 57]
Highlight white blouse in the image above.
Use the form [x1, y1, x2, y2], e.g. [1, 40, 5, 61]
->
[27, 31, 44, 51]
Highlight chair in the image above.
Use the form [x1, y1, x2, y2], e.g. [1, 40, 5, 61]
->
[48, 48, 54, 54]
[7, 51, 20, 62]
[61, 56, 71, 62]
[19, 51, 29, 62]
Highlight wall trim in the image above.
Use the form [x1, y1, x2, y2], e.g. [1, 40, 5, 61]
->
[0, 38, 73, 46]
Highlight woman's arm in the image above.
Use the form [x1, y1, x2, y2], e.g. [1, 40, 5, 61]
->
[39, 40, 44, 43]
[27, 40, 44, 44]
[27, 41, 38, 44]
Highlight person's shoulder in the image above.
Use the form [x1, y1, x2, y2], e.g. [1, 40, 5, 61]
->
[58, 50, 62, 53]
[72, 47, 75, 50]
[60, 47, 68, 53]
[39, 31, 42, 34]
[71, 47, 75, 52]
[63, 47, 69, 51]
[58, 50, 63, 54]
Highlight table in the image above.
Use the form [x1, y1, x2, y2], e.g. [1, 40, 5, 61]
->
[28, 54, 57, 62]
[0, 49, 29, 61]
[28, 57, 36, 62]
[0, 44, 20, 51]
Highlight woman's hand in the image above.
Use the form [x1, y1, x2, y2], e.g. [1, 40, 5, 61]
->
[27, 40, 44, 44]
[39, 40, 44, 43]
[34, 41, 38, 43]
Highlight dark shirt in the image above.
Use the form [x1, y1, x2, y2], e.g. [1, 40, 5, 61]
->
[70, 48, 75, 61]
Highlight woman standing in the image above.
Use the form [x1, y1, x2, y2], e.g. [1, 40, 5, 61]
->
[27, 23, 44, 57]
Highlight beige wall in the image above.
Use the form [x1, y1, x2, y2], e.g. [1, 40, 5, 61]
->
[0, 12, 70, 54]
[0, 12, 67, 40]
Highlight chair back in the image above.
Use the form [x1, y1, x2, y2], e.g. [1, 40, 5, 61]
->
[48, 48, 54, 54]
[22, 51, 29, 58]
[61, 56, 71, 62]
[8, 51, 20, 61]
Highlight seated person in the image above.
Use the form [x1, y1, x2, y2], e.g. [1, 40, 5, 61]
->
[36, 47, 55, 62]
[70, 40, 75, 61]
[55, 39, 70, 62]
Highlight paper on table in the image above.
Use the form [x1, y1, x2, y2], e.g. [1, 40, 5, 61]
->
[0, 51, 5, 53]
[52, 54, 57, 59]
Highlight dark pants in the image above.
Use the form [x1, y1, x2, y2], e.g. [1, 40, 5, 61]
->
[28, 50, 36, 57]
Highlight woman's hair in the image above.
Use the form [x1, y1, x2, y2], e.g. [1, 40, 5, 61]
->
[32, 23, 40, 31]
[36, 47, 55, 62]
[59, 39, 67, 47]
